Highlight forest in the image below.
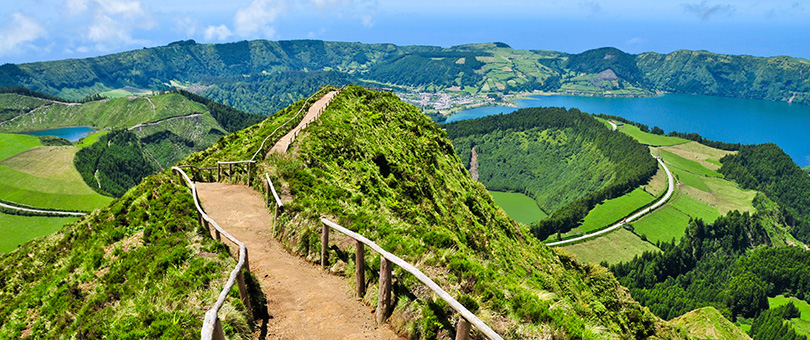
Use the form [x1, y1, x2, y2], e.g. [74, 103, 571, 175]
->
[74, 129, 157, 197]
[170, 89, 264, 132]
[720, 143, 810, 242]
[445, 107, 657, 240]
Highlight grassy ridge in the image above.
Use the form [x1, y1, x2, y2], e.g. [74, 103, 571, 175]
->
[616, 123, 689, 146]
[671, 307, 752, 340]
[0, 173, 252, 338]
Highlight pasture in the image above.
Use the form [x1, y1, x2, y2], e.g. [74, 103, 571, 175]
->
[0, 146, 113, 211]
[0, 212, 76, 254]
[561, 228, 659, 265]
[578, 188, 655, 233]
[490, 190, 548, 225]
[769, 295, 810, 336]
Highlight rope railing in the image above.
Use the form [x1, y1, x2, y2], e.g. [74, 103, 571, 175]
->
[171, 166, 253, 340]
[319, 218, 504, 340]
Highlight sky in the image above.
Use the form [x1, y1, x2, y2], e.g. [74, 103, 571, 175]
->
[1, 0, 809, 64]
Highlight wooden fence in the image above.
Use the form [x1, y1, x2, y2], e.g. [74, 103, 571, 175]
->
[171, 166, 253, 340]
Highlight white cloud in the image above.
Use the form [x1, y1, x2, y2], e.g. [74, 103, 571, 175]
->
[204, 25, 233, 41]
[62, 0, 155, 52]
[0, 13, 47, 56]
[175, 16, 198, 37]
[234, 0, 286, 38]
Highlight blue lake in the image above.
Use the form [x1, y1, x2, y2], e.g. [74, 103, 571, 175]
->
[19, 126, 95, 142]
[447, 94, 810, 167]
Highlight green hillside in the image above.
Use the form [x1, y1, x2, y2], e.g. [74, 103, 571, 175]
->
[183, 85, 681, 338]
[1, 40, 807, 120]
[671, 307, 751, 340]
[445, 107, 658, 240]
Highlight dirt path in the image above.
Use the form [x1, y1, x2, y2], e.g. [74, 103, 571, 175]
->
[196, 182, 401, 340]
[470, 146, 479, 181]
[269, 91, 337, 154]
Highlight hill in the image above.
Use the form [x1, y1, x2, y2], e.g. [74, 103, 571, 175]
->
[1, 40, 808, 121]
[671, 307, 752, 340]
[180, 85, 682, 338]
[444, 107, 657, 240]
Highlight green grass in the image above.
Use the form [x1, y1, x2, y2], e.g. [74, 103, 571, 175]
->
[660, 150, 722, 177]
[0, 212, 77, 253]
[768, 295, 810, 336]
[632, 206, 692, 244]
[671, 307, 751, 340]
[671, 194, 721, 223]
[0, 146, 113, 211]
[579, 188, 655, 233]
[74, 130, 109, 148]
[489, 191, 548, 225]
[562, 229, 660, 265]
[0, 133, 42, 161]
[617, 124, 689, 146]
[671, 167, 710, 191]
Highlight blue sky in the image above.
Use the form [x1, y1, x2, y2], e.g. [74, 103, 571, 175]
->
[1, 0, 808, 64]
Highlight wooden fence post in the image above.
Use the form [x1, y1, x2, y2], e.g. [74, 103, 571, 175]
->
[356, 240, 365, 298]
[229, 164, 233, 181]
[236, 271, 253, 319]
[247, 162, 251, 186]
[376, 258, 392, 325]
[321, 223, 329, 267]
[455, 318, 471, 340]
[217, 163, 221, 182]
[212, 317, 226, 340]
[243, 247, 251, 273]
[215, 229, 221, 241]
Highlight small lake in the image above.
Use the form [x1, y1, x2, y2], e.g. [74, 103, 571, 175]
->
[19, 126, 95, 142]
[447, 94, 810, 167]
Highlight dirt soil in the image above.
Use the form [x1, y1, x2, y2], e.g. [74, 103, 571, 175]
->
[269, 91, 338, 154]
[196, 182, 402, 340]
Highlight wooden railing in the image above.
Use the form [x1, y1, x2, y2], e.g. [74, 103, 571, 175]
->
[320, 218, 504, 340]
[171, 166, 253, 340]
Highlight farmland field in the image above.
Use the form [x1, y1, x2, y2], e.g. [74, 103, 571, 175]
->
[490, 191, 548, 225]
[632, 205, 692, 244]
[578, 188, 655, 233]
[616, 124, 689, 146]
[0, 212, 77, 254]
[0, 146, 113, 211]
[561, 228, 659, 265]
[0, 133, 41, 161]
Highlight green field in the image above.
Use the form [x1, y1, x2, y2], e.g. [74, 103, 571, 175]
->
[660, 150, 722, 177]
[579, 188, 655, 233]
[99, 87, 153, 98]
[489, 190, 548, 225]
[671, 167, 711, 191]
[769, 295, 810, 336]
[562, 228, 659, 265]
[616, 124, 689, 146]
[74, 130, 109, 148]
[0, 146, 113, 211]
[0, 134, 42, 161]
[0, 212, 77, 254]
[672, 194, 721, 222]
[632, 206, 692, 244]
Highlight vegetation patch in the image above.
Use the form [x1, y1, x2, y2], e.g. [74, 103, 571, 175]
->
[0, 173, 251, 338]
[0, 146, 113, 211]
[489, 190, 548, 225]
[632, 206, 692, 244]
[671, 307, 751, 340]
[0, 133, 41, 161]
[445, 106, 658, 241]
[659, 150, 723, 178]
[578, 188, 655, 233]
[0, 212, 77, 253]
[74, 129, 158, 197]
[615, 123, 688, 146]
[562, 229, 659, 265]
[769, 295, 810, 337]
